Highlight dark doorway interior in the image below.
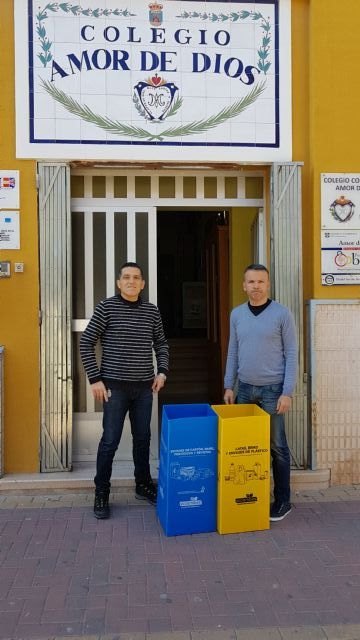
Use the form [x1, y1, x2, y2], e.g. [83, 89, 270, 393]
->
[157, 210, 229, 407]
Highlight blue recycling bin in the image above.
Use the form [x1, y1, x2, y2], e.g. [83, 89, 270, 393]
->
[157, 404, 218, 536]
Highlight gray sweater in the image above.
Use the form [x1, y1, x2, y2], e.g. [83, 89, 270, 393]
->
[224, 300, 297, 396]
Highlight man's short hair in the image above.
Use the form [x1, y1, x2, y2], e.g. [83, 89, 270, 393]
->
[244, 263, 269, 276]
[118, 262, 144, 278]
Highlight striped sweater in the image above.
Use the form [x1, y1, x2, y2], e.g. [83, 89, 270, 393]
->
[79, 295, 169, 385]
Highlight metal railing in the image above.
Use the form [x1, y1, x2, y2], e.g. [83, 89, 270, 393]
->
[0, 346, 3, 477]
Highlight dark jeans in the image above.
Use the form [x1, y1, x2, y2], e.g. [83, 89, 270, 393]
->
[94, 384, 153, 493]
[236, 381, 291, 504]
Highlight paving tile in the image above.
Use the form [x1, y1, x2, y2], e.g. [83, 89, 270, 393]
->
[205, 583, 229, 602]
[0, 611, 20, 637]
[147, 633, 189, 640]
[276, 613, 322, 627]
[20, 595, 49, 625]
[236, 630, 282, 640]
[192, 613, 258, 630]
[279, 627, 327, 639]
[0, 598, 24, 613]
[147, 618, 172, 633]
[105, 618, 148, 633]
[171, 616, 194, 632]
[14, 621, 83, 637]
[323, 623, 360, 638]
[128, 604, 171, 621]
[191, 631, 237, 639]
[53, 636, 97, 640]
[41, 608, 85, 624]
[83, 607, 106, 635]
[157, 591, 188, 605]
[8, 585, 48, 600]
[103, 634, 146, 640]
[187, 591, 211, 616]
[211, 600, 255, 616]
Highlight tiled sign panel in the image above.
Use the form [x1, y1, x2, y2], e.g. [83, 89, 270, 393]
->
[15, 0, 292, 161]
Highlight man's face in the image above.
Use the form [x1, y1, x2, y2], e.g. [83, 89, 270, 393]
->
[116, 267, 145, 301]
[243, 269, 270, 305]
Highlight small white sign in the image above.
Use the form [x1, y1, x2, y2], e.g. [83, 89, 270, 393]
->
[321, 173, 360, 230]
[322, 271, 360, 286]
[321, 229, 360, 250]
[321, 241, 360, 286]
[0, 171, 20, 209]
[0, 211, 20, 249]
[321, 174, 360, 284]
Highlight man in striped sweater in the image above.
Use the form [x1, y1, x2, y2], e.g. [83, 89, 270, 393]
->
[224, 264, 297, 523]
[80, 262, 169, 519]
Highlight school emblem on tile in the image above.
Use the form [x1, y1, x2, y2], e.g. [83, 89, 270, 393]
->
[330, 196, 355, 223]
[133, 75, 179, 121]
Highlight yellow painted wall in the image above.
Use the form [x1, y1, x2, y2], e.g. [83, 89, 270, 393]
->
[230, 208, 258, 308]
[310, 0, 360, 298]
[229, 174, 270, 308]
[0, 2, 39, 471]
[292, 0, 312, 301]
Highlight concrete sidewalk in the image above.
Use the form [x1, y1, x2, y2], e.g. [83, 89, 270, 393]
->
[1, 485, 360, 640]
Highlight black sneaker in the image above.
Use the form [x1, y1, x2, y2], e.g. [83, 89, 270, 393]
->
[94, 491, 110, 519]
[270, 501, 292, 522]
[135, 480, 157, 505]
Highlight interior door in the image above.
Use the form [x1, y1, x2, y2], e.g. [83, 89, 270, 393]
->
[71, 203, 158, 462]
[206, 221, 230, 404]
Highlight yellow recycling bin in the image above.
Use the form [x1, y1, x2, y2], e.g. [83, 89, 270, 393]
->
[212, 404, 270, 534]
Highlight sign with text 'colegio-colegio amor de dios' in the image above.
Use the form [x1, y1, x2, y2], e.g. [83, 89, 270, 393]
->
[15, 0, 291, 162]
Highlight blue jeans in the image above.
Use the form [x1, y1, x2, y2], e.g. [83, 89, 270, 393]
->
[95, 384, 153, 492]
[236, 381, 291, 504]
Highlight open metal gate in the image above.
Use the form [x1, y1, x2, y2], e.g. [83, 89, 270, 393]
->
[38, 163, 72, 471]
[270, 162, 308, 469]
[71, 198, 158, 462]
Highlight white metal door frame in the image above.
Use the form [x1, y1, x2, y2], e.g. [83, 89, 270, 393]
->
[270, 162, 307, 469]
[38, 163, 308, 472]
[38, 162, 72, 471]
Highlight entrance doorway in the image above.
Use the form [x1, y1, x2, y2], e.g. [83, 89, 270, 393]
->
[39, 164, 308, 473]
[67, 168, 266, 466]
[157, 210, 230, 408]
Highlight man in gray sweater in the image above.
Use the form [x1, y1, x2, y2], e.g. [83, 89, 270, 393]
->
[224, 264, 297, 522]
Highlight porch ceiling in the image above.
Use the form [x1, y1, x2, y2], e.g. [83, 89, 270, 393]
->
[70, 160, 269, 171]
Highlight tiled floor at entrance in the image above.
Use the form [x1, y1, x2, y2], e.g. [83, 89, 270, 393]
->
[0, 461, 160, 492]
